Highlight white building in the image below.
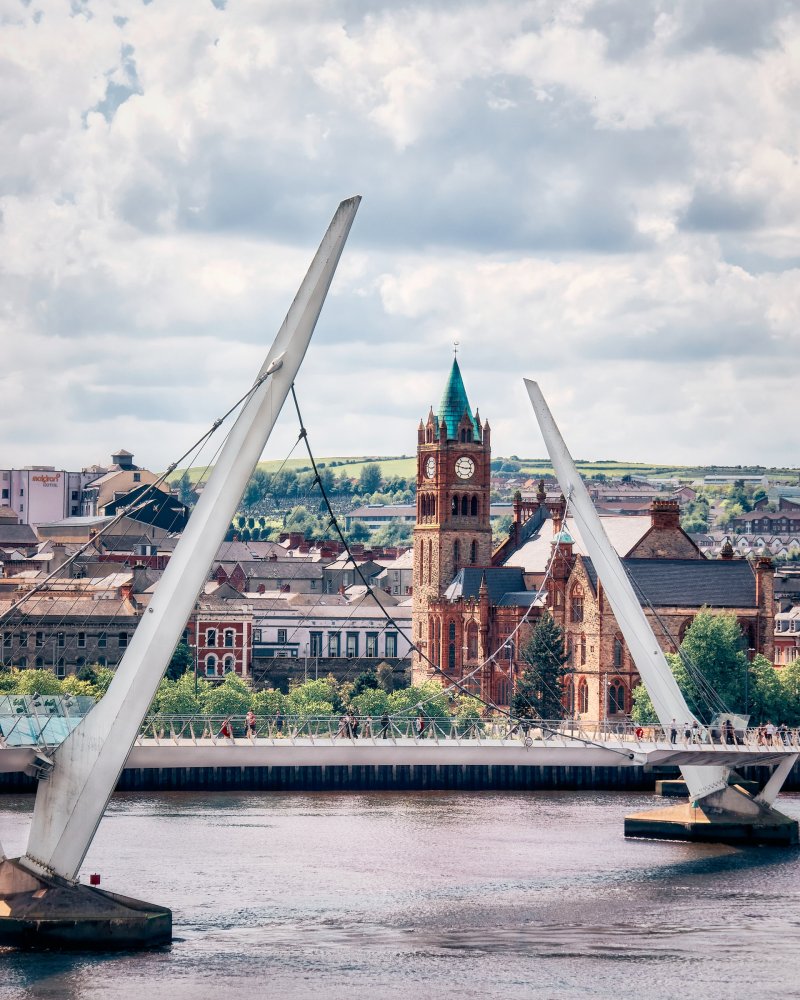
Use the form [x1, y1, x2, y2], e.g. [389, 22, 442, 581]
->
[0, 467, 102, 526]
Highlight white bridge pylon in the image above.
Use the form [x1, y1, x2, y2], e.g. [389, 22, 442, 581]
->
[524, 379, 796, 808]
[17, 197, 361, 881]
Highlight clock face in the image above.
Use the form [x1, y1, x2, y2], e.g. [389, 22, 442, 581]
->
[455, 456, 475, 480]
[424, 457, 436, 479]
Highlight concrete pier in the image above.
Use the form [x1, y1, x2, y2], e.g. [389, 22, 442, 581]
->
[625, 799, 799, 846]
[0, 859, 172, 949]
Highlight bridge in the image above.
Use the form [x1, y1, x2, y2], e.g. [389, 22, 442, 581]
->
[2, 715, 797, 772]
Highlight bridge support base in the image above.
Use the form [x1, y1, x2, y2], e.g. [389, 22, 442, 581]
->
[0, 858, 172, 950]
[625, 786, 799, 846]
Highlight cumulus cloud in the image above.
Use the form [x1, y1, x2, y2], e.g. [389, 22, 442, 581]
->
[0, 0, 798, 471]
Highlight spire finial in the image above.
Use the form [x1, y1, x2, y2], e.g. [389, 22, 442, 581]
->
[453, 340, 459, 357]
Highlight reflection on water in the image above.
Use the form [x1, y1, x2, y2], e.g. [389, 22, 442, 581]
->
[3, 790, 800, 999]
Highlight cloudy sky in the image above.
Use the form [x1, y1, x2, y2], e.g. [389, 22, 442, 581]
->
[2, 0, 799, 473]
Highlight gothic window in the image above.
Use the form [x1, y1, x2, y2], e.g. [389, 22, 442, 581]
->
[580, 634, 586, 665]
[578, 680, 588, 714]
[449, 621, 456, 642]
[461, 495, 468, 516]
[470, 539, 477, 564]
[564, 679, 574, 714]
[565, 636, 573, 663]
[452, 495, 458, 515]
[433, 619, 441, 667]
[570, 587, 584, 623]
[467, 622, 478, 659]
[608, 682, 626, 715]
[613, 636, 624, 669]
[471, 495, 478, 516]
[426, 427, 434, 443]
[427, 540, 433, 582]
[453, 539, 460, 568]
[448, 642, 456, 671]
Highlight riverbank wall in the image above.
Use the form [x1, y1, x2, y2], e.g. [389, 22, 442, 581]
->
[2, 762, 798, 795]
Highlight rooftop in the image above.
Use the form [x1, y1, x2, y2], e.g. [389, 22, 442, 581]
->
[437, 358, 480, 441]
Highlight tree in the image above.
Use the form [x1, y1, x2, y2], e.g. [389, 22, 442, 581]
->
[512, 613, 569, 720]
[167, 642, 194, 680]
[201, 673, 252, 717]
[358, 463, 382, 494]
[242, 469, 270, 510]
[376, 661, 395, 693]
[492, 514, 513, 543]
[9, 669, 64, 696]
[177, 471, 198, 507]
[370, 522, 412, 547]
[347, 520, 371, 543]
[352, 670, 379, 697]
[672, 610, 748, 713]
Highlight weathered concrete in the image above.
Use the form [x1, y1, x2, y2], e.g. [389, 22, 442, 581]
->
[0, 858, 171, 949]
[655, 776, 760, 798]
[625, 795, 799, 847]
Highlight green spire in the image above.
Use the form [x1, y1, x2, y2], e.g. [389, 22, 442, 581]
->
[437, 358, 479, 441]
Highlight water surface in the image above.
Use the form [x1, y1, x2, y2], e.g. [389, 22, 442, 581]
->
[2, 790, 799, 999]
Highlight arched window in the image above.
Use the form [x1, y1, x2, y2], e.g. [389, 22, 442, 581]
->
[35, 656, 44, 668]
[578, 680, 589, 714]
[224, 630, 234, 648]
[608, 681, 626, 715]
[223, 656, 235, 673]
[452, 495, 458, 515]
[678, 618, 693, 643]
[453, 539, 460, 568]
[449, 621, 456, 641]
[470, 539, 477, 564]
[206, 654, 218, 676]
[580, 634, 586, 665]
[426, 427, 434, 443]
[448, 641, 456, 671]
[461, 495, 468, 516]
[18, 656, 27, 669]
[471, 495, 478, 516]
[613, 636, 624, 669]
[433, 618, 441, 667]
[467, 622, 478, 659]
[76, 656, 85, 668]
[206, 628, 217, 647]
[564, 679, 574, 715]
[570, 587, 584, 623]
[565, 636, 573, 663]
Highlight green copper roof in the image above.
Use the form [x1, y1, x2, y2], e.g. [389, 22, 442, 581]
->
[437, 359, 480, 440]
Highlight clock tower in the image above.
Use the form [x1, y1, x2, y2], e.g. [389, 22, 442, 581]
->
[412, 358, 492, 680]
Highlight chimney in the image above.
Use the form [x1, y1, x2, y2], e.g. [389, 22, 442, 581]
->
[650, 499, 681, 530]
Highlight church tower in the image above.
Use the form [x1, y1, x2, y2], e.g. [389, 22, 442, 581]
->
[412, 358, 492, 680]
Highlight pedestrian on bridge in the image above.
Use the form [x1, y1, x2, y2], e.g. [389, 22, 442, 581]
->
[380, 711, 390, 739]
[246, 709, 256, 738]
[669, 719, 678, 744]
[416, 710, 427, 739]
[218, 717, 233, 740]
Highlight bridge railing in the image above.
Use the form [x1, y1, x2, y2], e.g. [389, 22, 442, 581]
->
[129, 715, 800, 751]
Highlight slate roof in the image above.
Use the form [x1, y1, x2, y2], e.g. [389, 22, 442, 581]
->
[496, 591, 544, 608]
[509, 514, 651, 573]
[437, 358, 480, 440]
[0, 524, 38, 547]
[444, 566, 526, 604]
[582, 557, 758, 609]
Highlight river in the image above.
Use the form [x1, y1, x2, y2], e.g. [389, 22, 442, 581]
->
[3, 789, 800, 999]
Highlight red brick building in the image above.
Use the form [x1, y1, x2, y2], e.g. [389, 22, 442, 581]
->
[184, 595, 253, 679]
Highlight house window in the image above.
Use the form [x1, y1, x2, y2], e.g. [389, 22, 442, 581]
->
[385, 632, 397, 658]
[19, 631, 27, 648]
[98, 631, 107, 648]
[0, 489, 6, 499]
[328, 632, 341, 657]
[76, 656, 85, 669]
[206, 654, 218, 676]
[346, 632, 359, 657]
[77, 631, 86, 648]
[571, 587, 584, 623]
[2, 633, 10, 648]
[207, 628, 217, 647]
[57, 632, 65, 648]
[35, 631, 44, 647]
[608, 682, 626, 715]
[35, 656, 44, 668]
[366, 632, 378, 657]
[17, 656, 27, 669]
[97, 656, 106, 667]
[224, 629, 235, 648]
[277, 629, 287, 644]
[119, 632, 128, 649]
[310, 632, 323, 657]
[223, 656, 234, 673]
[55, 659, 65, 679]
[253, 628, 262, 642]
[133, 472, 141, 482]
